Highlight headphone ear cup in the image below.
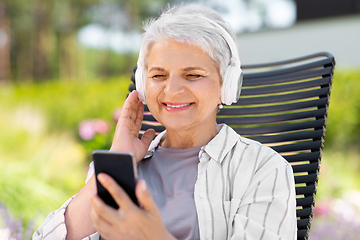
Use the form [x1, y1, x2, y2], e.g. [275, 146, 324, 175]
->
[221, 65, 241, 105]
[221, 67, 231, 105]
[135, 65, 146, 103]
[236, 71, 243, 100]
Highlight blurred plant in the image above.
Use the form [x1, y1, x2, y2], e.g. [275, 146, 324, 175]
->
[0, 77, 130, 133]
[316, 149, 360, 200]
[78, 118, 113, 153]
[1, 0, 169, 82]
[0, 102, 88, 231]
[77, 106, 123, 154]
[309, 190, 360, 240]
[0, 203, 35, 240]
[78, 118, 110, 141]
[326, 70, 360, 149]
[113, 108, 121, 122]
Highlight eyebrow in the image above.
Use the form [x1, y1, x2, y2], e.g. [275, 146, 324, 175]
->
[148, 66, 207, 72]
[182, 67, 206, 72]
[149, 67, 165, 72]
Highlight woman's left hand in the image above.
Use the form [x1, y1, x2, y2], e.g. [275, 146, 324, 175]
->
[90, 173, 175, 240]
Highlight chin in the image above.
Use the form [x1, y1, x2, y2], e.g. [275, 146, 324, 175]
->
[163, 120, 192, 131]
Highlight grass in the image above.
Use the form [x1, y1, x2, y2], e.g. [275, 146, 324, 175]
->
[0, 104, 87, 229]
[316, 149, 360, 201]
[0, 77, 131, 236]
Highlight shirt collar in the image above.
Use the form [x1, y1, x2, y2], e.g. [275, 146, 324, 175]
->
[201, 124, 239, 163]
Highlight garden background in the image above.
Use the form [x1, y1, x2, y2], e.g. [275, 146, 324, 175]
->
[1, 0, 360, 239]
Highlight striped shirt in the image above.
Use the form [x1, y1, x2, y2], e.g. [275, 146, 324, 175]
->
[33, 124, 297, 240]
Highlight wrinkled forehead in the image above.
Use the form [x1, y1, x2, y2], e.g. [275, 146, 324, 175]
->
[143, 38, 221, 77]
[147, 40, 218, 71]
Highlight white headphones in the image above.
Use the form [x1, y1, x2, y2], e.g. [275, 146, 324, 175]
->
[135, 19, 243, 106]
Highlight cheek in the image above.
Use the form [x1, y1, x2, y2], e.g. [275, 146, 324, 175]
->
[145, 80, 161, 105]
[199, 81, 221, 102]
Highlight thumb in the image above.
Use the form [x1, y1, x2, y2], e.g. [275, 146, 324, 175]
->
[136, 180, 158, 213]
[141, 128, 156, 148]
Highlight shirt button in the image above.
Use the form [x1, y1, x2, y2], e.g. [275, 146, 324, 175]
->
[200, 192, 206, 199]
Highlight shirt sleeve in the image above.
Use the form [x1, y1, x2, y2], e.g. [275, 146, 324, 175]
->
[32, 162, 99, 240]
[231, 156, 297, 240]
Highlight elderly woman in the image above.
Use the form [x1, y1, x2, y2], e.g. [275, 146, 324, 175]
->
[34, 4, 297, 240]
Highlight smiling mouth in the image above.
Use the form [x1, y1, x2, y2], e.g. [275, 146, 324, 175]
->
[164, 103, 193, 108]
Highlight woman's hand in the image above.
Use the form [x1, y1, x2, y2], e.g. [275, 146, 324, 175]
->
[90, 173, 175, 240]
[110, 90, 155, 162]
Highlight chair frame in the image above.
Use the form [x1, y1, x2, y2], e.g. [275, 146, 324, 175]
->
[129, 52, 335, 240]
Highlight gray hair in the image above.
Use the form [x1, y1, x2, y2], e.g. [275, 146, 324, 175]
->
[139, 4, 238, 82]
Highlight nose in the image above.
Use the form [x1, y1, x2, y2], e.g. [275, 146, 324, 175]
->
[164, 74, 185, 97]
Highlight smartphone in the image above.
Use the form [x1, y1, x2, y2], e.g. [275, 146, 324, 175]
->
[92, 150, 138, 209]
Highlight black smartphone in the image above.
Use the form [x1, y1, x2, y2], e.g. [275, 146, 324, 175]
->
[92, 150, 138, 209]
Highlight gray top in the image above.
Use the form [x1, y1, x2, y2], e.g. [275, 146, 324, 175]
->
[137, 145, 201, 240]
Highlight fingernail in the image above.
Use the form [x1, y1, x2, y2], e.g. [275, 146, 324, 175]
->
[98, 173, 108, 182]
[140, 180, 147, 192]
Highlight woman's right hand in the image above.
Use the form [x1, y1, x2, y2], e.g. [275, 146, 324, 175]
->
[110, 90, 155, 162]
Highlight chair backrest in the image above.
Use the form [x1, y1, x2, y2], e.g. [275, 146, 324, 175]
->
[129, 52, 335, 240]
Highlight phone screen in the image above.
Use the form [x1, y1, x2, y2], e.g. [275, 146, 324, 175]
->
[93, 150, 138, 209]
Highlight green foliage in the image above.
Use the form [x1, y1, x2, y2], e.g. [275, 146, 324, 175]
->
[0, 77, 131, 230]
[1, 0, 170, 81]
[316, 150, 360, 201]
[325, 70, 360, 149]
[1, 77, 131, 133]
[315, 70, 360, 201]
[0, 106, 86, 228]
[79, 48, 138, 79]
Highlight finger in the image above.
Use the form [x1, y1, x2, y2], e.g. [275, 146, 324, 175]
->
[90, 205, 114, 240]
[135, 180, 158, 213]
[134, 101, 145, 129]
[98, 173, 134, 211]
[90, 193, 116, 226]
[128, 91, 140, 123]
[119, 91, 138, 124]
[90, 191, 133, 236]
[111, 91, 140, 151]
[141, 129, 156, 148]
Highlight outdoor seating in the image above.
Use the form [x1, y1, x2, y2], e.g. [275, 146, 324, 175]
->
[129, 51, 336, 240]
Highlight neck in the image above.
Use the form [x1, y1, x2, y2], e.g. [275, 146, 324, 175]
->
[161, 122, 220, 149]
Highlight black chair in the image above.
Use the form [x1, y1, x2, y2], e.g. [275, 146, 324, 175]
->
[129, 52, 335, 240]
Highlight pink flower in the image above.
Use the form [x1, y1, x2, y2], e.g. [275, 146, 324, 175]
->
[78, 119, 96, 141]
[313, 201, 330, 217]
[113, 108, 121, 122]
[95, 119, 110, 134]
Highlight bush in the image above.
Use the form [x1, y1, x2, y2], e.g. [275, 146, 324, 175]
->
[2, 77, 131, 133]
[0, 77, 131, 233]
[325, 70, 360, 149]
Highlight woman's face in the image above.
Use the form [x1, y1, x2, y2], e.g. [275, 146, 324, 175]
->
[145, 40, 221, 133]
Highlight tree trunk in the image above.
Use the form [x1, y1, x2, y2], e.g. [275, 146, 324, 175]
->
[0, 1, 11, 82]
[59, 32, 77, 80]
[33, 3, 51, 81]
[57, 2, 78, 81]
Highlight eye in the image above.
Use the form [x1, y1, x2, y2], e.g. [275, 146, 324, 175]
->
[151, 74, 167, 80]
[186, 74, 202, 80]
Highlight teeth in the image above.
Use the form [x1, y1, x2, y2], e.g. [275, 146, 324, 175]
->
[166, 103, 191, 108]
